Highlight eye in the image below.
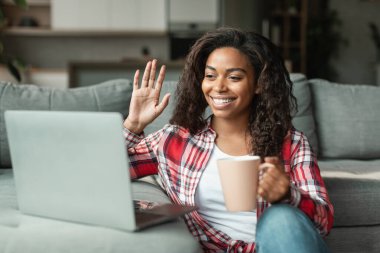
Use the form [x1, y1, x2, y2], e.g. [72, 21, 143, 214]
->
[204, 73, 216, 80]
[229, 75, 242, 81]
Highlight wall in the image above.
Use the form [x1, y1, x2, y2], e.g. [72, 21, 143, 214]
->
[2, 35, 169, 68]
[223, 0, 264, 32]
[0, 34, 169, 88]
[330, 0, 380, 84]
[7, 1, 378, 86]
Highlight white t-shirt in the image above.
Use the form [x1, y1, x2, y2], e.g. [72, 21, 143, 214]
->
[194, 145, 257, 242]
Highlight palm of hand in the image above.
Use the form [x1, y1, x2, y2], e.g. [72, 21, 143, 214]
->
[124, 60, 170, 133]
[128, 86, 161, 125]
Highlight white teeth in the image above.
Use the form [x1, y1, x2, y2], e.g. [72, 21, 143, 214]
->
[212, 98, 234, 104]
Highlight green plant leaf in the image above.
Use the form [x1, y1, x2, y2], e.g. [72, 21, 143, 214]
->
[7, 60, 22, 82]
[13, 0, 28, 9]
[6, 58, 25, 82]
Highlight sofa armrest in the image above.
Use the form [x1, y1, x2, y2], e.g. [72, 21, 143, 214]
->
[131, 180, 170, 203]
[0, 170, 200, 253]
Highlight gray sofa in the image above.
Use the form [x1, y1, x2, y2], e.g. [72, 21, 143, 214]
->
[151, 73, 380, 253]
[290, 74, 380, 253]
[0, 80, 200, 253]
[1, 73, 379, 253]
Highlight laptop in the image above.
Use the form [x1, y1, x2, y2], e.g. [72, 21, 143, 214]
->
[5, 110, 197, 231]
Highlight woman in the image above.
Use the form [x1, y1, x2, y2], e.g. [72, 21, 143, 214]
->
[123, 27, 333, 253]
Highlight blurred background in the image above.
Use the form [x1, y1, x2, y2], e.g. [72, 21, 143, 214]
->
[0, 0, 379, 88]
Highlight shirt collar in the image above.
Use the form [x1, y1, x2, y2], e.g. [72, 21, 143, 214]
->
[199, 115, 216, 135]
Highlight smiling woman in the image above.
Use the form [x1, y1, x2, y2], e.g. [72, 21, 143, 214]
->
[170, 28, 295, 157]
[202, 47, 257, 126]
[123, 27, 334, 253]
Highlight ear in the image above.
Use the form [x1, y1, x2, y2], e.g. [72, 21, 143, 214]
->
[254, 82, 261, 94]
[253, 75, 262, 94]
[254, 86, 261, 94]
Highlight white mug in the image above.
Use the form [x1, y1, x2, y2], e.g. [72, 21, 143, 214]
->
[217, 156, 261, 212]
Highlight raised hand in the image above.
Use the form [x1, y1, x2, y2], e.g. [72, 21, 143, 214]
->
[123, 59, 171, 134]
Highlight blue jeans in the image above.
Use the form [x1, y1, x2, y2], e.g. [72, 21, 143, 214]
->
[255, 204, 331, 253]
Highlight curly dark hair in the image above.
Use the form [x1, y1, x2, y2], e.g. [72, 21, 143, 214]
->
[170, 27, 297, 157]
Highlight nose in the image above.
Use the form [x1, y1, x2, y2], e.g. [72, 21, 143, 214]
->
[213, 77, 227, 92]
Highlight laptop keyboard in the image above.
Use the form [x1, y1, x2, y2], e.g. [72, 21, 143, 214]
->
[134, 200, 160, 211]
[133, 199, 197, 229]
[134, 211, 168, 224]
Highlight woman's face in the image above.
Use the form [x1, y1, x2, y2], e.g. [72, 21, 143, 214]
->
[202, 47, 258, 121]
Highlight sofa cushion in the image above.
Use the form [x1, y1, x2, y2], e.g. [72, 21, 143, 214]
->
[144, 81, 177, 135]
[309, 79, 380, 159]
[325, 225, 380, 253]
[0, 169, 200, 253]
[290, 73, 319, 154]
[0, 79, 132, 168]
[319, 159, 380, 227]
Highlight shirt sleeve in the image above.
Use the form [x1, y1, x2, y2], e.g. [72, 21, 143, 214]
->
[285, 130, 334, 236]
[123, 127, 163, 179]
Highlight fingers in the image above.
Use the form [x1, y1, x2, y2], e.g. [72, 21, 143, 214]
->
[136, 59, 164, 89]
[141, 61, 152, 87]
[263, 156, 281, 166]
[156, 64, 166, 86]
[258, 173, 275, 201]
[155, 93, 171, 115]
[154, 65, 166, 94]
[148, 59, 157, 88]
[133, 69, 140, 90]
[258, 157, 284, 177]
[258, 158, 290, 203]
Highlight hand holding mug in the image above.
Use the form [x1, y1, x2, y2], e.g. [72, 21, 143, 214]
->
[258, 157, 290, 203]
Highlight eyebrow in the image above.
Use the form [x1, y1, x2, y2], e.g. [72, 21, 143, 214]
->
[205, 65, 247, 74]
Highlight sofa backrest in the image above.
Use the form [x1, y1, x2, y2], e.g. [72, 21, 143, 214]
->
[144, 81, 177, 135]
[0, 79, 132, 168]
[290, 73, 319, 154]
[4, 75, 376, 168]
[309, 79, 380, 159]
[144, 81, 212, 135]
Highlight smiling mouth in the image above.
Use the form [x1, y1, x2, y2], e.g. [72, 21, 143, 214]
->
[210, 96, 236, 105]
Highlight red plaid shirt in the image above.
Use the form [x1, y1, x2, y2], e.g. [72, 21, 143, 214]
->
[124, 121, 334, 253]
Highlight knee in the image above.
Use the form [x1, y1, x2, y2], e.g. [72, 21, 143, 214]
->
[256, 204, 330, 253]
[256, 204, 312, 237]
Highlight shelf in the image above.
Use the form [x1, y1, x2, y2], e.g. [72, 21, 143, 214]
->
[3, 27, 168, 37]
[2, 0, 49, 7]
[269, 0, 308, 73]
[69, 60, 185, 69]
[69, 60, 185, 87]
[277, 42, 303, 48]
[271, 11, 303, 18]
[1, 1, 50, 7]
